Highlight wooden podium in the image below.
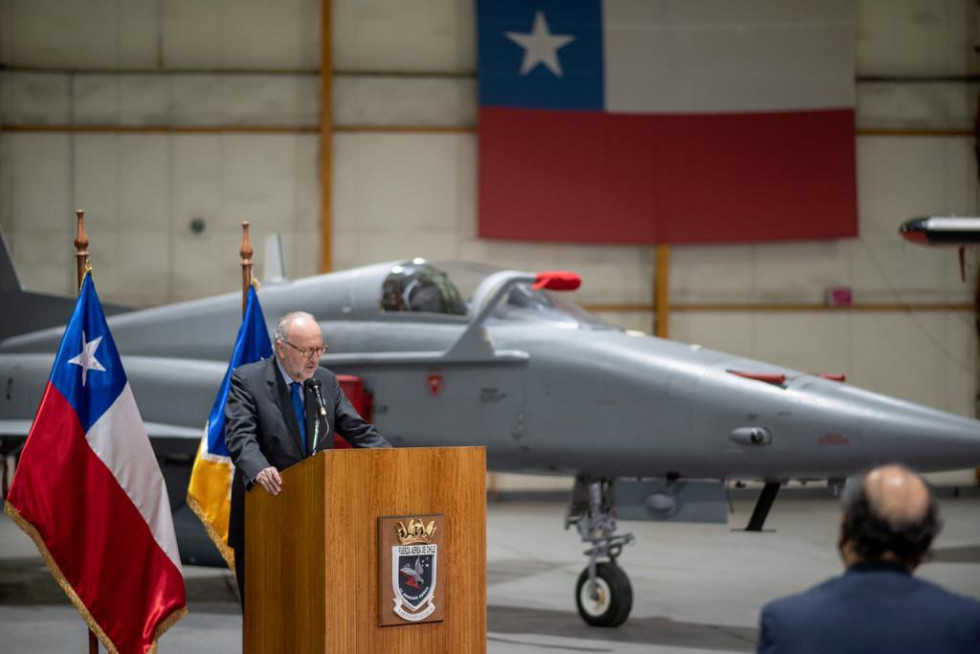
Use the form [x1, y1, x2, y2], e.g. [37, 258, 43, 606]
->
[244, 447, 486, 653]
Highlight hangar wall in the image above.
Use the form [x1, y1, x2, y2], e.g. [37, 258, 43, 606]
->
[0, 0, 978, 484]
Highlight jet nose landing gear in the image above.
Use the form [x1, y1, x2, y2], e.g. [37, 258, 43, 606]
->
[566, 476, 635, 627]
[576, 561, 632, 627]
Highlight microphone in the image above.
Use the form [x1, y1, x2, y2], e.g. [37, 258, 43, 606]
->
[306, 378, 328, 417]
[306, 378, 329, 453]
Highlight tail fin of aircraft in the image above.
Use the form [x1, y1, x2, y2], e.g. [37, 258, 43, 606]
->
[0, 229, 22, 292]
[0, 228, 130, 343]
[262, 233, 288, 285]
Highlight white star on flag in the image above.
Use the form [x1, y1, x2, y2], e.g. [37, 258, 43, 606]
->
[67, 331, 105, 386]
[505, 11, 576, 77]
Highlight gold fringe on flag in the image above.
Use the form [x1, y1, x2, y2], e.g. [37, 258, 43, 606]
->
[186, 495, 235, 569]
[4, 501, 188, 654]
[186, 439, 236, 570]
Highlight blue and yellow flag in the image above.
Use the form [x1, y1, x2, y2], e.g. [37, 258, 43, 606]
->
[186, 286, 272, 567]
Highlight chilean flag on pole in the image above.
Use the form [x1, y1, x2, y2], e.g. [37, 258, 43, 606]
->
[4, 274, 186, 653]
[478, 0, 858, 244]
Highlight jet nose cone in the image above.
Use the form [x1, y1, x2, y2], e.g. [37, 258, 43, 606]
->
[898, 217, 929, 244]
[856, 392, 980, 471]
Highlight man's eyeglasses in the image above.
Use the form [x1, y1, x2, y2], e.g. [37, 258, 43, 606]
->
[280, 339, 327, 359]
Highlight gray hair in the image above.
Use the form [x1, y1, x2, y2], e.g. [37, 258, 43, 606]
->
[275, 311, 316, 342]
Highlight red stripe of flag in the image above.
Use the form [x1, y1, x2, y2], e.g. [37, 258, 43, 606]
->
[7, 384, 186, 653]
[478, 106, 857, 244]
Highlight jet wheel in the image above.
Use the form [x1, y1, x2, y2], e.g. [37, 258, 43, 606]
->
[575, 562, 632, 627]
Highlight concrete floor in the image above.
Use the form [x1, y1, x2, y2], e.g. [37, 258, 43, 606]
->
[1, 492, 979, 653]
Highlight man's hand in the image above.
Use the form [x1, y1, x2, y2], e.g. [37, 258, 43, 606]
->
[254, 466, 282, 495]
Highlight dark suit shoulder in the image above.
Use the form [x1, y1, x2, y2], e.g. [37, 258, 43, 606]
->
[761, 570, 980, 653]
[313, 365, 340, 384]
[762, 575, 842, 616]
[232, 357, 274, 382]
[909, 575, 980, 603]
[909, 577, 980, 619]
[314, 366, 347, 400]
[763, 569, 964, 615]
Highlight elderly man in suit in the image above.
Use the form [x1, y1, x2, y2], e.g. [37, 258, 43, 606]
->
[224, 311, 391, 606]
[758, 464, 980, 653]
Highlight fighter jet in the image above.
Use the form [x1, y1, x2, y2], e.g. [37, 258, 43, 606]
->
[900, 216, 980, 245]
[400, 558, 425, 589]
[3, 240, 980, 627]
[899, 215, 980, 280]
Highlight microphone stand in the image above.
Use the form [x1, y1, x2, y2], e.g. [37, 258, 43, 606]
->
[306, 378, 329, 453]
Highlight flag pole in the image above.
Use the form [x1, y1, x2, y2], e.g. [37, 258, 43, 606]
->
[74, 209, 97, 654]
[240, 222, 253, 317]
[73, 210, 90, 292]
[654, 244, 670, 338]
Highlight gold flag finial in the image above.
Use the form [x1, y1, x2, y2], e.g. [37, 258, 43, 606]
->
[240, 222, 254, 316]
[73, 209, 90, 289]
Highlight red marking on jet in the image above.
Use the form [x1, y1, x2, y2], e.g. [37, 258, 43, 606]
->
[727, 371, 786, 386]
[532, 271, 582, 291]
[427, 374, 443, 396]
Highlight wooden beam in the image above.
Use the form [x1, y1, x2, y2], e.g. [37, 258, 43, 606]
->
[3, 124, 318, 134]
[333, 125, 476, 134]
[4, 124, 474, 135]
[319, 0, 334, 273]
[6, 124, 972, 138]
[855, 128, 973, 137]
[654, 245, 670, 338]
[582, 302, 974, 314]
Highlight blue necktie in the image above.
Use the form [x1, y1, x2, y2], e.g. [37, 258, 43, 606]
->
[290, 382, 307, 453]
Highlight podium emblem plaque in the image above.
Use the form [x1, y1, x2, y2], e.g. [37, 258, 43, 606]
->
[379, 514, 445, 626]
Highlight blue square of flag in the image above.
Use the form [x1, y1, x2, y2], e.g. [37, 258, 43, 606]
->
[478, 0, 604, 111]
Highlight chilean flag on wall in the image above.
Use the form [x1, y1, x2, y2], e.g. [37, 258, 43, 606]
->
[4, 274, 186, 653]
[477, 0, 858, 244]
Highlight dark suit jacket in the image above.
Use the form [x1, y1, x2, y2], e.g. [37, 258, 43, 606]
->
[758, 561, 980, 654]
[224, 357, 391, 550]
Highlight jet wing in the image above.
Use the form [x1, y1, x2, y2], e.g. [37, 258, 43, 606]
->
[0, 420, 200, 439]
[0, 354, 226, 441]
[144, 423, 203, 439]
[0, 420, 32, 437]
[323, 350, 529, 367]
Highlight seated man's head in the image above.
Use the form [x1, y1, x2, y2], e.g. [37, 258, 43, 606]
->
[274, 311, 325, 383]
[838, 464, 940, 571]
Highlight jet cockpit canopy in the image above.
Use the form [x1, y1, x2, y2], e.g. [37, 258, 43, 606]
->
[380, 260, 613, 330]
[380, 259, 468, 316]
